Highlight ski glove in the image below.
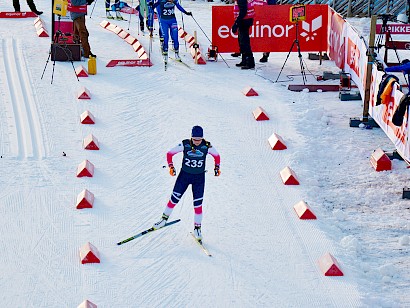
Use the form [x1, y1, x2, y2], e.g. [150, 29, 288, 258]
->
[186, 12, 192, 16]
[214, 165, 221, 177]
[231, 22, 238, 34]
[169, 164, 176, 176]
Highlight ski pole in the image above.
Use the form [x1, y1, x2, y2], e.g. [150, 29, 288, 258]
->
[128, 0, 134, 31]
[190, 15, 229, 68]
[180, 4, 187, 52]
[89, 0, 99, 18]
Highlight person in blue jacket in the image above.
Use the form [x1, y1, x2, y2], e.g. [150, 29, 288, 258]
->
[152, 0, 192, 62]
[153, 126, 221, 241]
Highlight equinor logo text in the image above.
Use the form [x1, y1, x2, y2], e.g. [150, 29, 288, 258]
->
[217, 15, 324, 39]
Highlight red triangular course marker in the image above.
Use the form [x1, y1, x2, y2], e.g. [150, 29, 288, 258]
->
[77, 87, 91, 99]
[99, 20, 110, 28]
[77, 299, 97, 308]
[318, 253, 344, 276]
[293, 201, 316, 219]
[79, 242, 100, 264]
[280, 166, 299, 185]
[76, 159, 94, 177]
[80, 110, 95, 124]
[253, 107, 269, 121]
[83, 134, 100, 150]
[268, 133, 287, 150]
[36, 28, 49, 37]
[76, 189, 94, 209]
[370, 148, 392, 171]
[242, 86, 259, 96]
[75, 65, 88, 77]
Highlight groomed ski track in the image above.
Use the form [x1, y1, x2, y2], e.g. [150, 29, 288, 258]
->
[0, 2, 407, 307]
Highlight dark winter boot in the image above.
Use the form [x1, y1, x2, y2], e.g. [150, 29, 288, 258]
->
[241, 56, 255, 70]
[259, 55, 269, 63]
[140, 21, 144, 31]
[231, 52, 241, 57]
[235, 54, 245, 67]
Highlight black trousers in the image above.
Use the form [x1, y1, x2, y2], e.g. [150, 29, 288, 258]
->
[13, 0, 38, 12]
[238, 18, 253, 56]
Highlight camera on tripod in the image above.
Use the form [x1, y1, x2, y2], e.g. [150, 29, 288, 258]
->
[54, 30, 72, 44]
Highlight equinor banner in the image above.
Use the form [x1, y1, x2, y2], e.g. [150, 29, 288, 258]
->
[212, 5, 328, 53]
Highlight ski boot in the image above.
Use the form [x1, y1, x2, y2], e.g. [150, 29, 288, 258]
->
[106, 9, 114, 19]
[194, 225, 202, 241]
[160, 37, 164, 50]
[153, 214, 169, 229]
[115, 11, 124, 20]
[140, 21, 145, 31]
[175, 51, 181, 62]
[162, 51, 168, 63]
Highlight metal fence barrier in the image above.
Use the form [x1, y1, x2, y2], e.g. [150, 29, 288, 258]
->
[277, 0, 408, 18]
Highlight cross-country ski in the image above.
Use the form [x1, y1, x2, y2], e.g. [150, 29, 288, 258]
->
[116, 219, 181, 245]
[190, 232, 212, 257]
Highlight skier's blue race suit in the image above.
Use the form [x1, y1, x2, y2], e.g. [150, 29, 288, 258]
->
[152, 0, 188, 53]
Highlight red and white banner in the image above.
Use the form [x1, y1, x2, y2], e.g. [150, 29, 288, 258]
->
[212, 5, 328, 53]
[342, 23, 368, 100]
[327, 9, 345, 69]
[369, 65, 410, 160]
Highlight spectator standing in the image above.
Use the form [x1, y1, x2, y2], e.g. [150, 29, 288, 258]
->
[231, 0, 256, 70]
[70, 0, 96, 58]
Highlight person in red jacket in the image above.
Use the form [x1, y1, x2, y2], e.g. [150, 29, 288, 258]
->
[231, 0, 255, 70]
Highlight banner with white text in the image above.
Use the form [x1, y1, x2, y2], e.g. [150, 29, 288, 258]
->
[212, 5, 328, 53]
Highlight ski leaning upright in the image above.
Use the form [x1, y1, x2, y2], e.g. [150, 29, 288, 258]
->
[117, 219, 181, 245]
[190, 232, 212, 257]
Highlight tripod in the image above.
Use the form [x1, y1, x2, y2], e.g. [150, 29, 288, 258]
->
[41, 16, 79, 84]
[275, 21, 307, 85]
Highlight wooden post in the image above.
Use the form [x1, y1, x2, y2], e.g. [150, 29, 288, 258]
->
[363, 15, 378, 122]
[194, 30, 198, 65]
[347, 0, 353, 17]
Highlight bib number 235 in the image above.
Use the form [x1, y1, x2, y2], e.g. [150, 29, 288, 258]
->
[184, 158, 204, 168]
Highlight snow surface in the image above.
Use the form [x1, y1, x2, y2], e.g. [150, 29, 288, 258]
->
[0, 2, 409, 307]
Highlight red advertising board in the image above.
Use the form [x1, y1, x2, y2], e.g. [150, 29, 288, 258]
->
[212, 5, 328, 53]
[0, 12, 37, 18]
